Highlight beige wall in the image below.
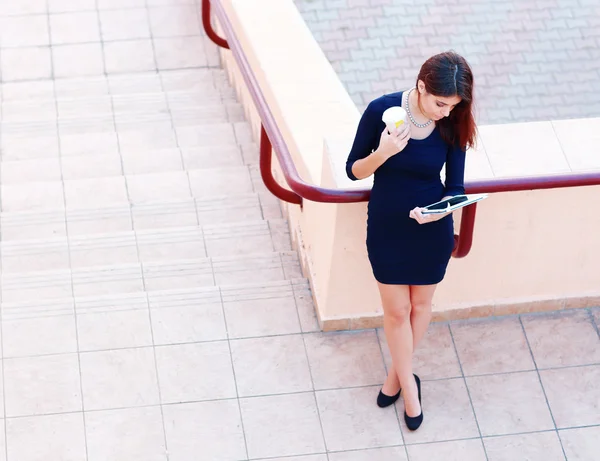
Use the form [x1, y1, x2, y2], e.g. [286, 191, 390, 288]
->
[215, 0, 600, 329]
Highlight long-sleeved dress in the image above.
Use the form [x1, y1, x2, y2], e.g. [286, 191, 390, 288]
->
[346, 91, 466, 285]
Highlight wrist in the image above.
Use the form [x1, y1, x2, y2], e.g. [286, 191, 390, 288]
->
[373, 148, 391, 161]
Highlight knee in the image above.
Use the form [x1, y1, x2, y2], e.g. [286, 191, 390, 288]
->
[411, 300, 432, 313]
[384, 302, 412, 324]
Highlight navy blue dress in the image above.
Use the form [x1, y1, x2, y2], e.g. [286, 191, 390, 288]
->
[346, 92, 466, 285]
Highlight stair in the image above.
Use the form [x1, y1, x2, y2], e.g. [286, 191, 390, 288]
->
[0, 68, 319, 362]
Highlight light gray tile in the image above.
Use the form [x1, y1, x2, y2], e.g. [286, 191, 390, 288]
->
[85, 406, 167, 461]
[49, 12, 101, 44]
[80, 348, 160, 410]
[329, 447, 408, 461]
[53, 43, 105, 78]
[155, 342, 236, 403]
[231, 335, 313, 397]
[304, 330, 386, 390]
[317, 387, 402, 452]
[2, 314, 78, 357]
[99, 9, 151, 41]
[126, 172, 191, 204]
[163, 400, 246, 461]
[484, 432, 564, 461]
[6, 413, 86, 461]
[1, 181, 64, 212]
[64, 177, 128, 209]
[241, 393, 326, 459]
[4, 354, 82, 417]
[148, 288, 226, 344]
[104, 40, 156, 73]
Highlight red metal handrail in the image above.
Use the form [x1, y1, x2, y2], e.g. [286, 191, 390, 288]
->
[202, 0, 600, 258]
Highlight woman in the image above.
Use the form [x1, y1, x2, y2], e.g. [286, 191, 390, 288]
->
[345, 51, 476, 431]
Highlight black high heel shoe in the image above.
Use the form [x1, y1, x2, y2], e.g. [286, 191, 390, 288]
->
[404, 374, 423, 431]
[377, 387, 401, 408]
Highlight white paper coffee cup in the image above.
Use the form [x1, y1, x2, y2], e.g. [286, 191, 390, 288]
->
[382, 106, 408, 132]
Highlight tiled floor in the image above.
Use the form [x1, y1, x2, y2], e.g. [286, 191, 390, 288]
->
[0, 1, 599, 460]
[293, 0, 600, 124]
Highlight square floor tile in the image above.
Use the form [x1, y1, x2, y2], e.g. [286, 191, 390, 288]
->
[154, 37, 207, 70]
[467, 372, 555, 436]
[223, 293, 302, 339]
[258, 456, 327, 461]
[155, 341, 236, 403]
[231, 335, 313, 397]
[484, 431, 565, 461]
[304, 330, 386, 390]
[176, 123, 236, 148]
[164, 400, 246, 461]
[0, 0, 47, 15]
[50, 12, 100, 44]
[317, 387, 402, 452]
[149, 289, 227, 344]
[241, 393, 325, 458]
[6, 413, 86, 461]
[560, 426, 600, 461]
[2, 181, 64, 212]
[104, 40, 156, 73]
[329, 448, 407, 461]
[379, 323, 462, 380]
[121, 148, 183, 175]
[0, 15, 49, 47]
[522, 310, 600, 368]
[4, 354, 82, 417]
[126, 172, 191, 204]
[2, 314, 78, 358]
[1, 158, 62, 184]
[61, 131, 118, 156]
[98, 0, 145, 7]
[401, 378, 480, 444]
[64, 177, 128, 209]
[85, 406, 167, 461]
[1, 47, 52, 81]
[406, 439, 486, 461]
[100, 9, 151, 41]
[61, 153, 122, 180]
[186, 166, 255, 198]
[540, 365, 600, 428]
[77, 309, 153, 351]
[148, 6, 202, 37]
[49, 0, 96, 12]
[80, 348, 160, 410]
[451, 317, 535, 375]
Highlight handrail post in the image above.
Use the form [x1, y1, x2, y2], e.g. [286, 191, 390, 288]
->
[452, 203, 477, 258]
[201, 0, 229, 49]
[260, 125, 303, 207]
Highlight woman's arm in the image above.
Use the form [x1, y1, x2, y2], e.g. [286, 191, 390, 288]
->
[346, 100, 410, 180]
[444, 144, 466, 197]
[345, 102, 380, 181]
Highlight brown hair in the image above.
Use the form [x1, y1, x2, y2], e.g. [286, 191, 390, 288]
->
[416, 51, 476, 150]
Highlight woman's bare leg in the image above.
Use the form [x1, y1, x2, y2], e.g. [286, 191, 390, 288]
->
[409, 284, 437, 347]
[378, 282, 420, 416]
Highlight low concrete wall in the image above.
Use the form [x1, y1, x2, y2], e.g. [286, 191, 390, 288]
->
[215, 0, 600, 330]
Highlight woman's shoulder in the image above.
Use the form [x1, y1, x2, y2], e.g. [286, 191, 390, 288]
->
[364, 91, 404, 116]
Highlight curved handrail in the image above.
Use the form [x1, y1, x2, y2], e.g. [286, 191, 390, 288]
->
[202, 0, 600, 258]
[202, 0, 229, 49]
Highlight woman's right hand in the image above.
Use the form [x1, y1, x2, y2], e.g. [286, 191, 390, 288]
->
[376, 123, 411, 159]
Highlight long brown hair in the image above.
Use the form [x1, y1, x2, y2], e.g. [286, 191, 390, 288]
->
[416, 51, 476, 150]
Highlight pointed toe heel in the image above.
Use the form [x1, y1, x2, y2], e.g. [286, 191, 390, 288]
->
[376, 389, 401, 408]
[404, 374, 423, 431]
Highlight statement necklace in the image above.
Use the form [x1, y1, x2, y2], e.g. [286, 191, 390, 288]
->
[405, 87, 433, 128]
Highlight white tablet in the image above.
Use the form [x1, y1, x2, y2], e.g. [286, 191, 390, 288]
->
[420, 194, 488, 214]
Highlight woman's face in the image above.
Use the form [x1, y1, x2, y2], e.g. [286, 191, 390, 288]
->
[417, 80, 462, 121]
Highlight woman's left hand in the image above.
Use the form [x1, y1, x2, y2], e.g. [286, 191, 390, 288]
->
[409, 207, 449, 224]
